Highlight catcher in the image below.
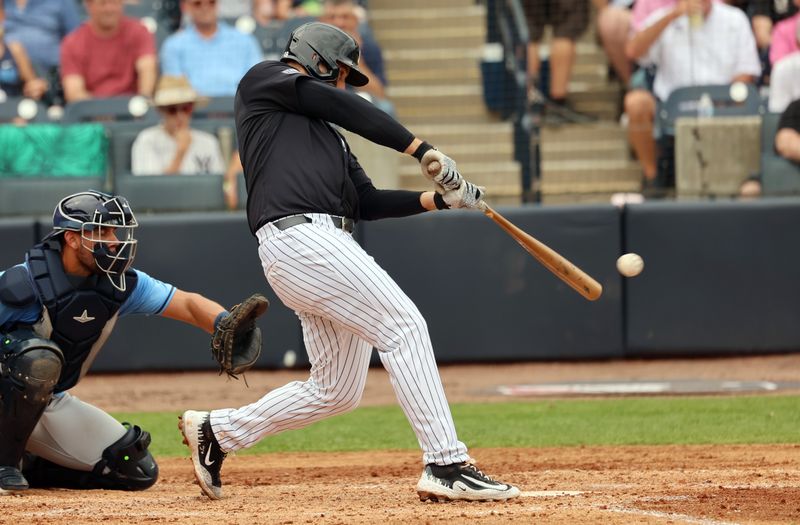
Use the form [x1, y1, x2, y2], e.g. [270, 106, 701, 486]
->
[0, 190, 267, 494]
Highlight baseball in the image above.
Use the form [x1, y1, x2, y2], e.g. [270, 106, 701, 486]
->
[283, 350, 297, 368]
[616, 253, 644, 277]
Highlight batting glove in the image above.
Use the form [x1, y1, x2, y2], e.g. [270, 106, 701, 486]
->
[442, 180, 486, 209]
[419, 148, 464, 191]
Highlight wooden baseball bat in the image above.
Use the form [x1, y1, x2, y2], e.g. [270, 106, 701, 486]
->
[480, 203, 603, 301]
[423, 159, 602, 300]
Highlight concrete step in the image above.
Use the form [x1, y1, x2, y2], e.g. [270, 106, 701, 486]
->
[376, 25, 486, 51]
[410, 122, 515, 145]
[541, 158, 640, 177]
[398, 143, 514, 166]
[370, 0, 475, 9]
[370, 5, 485, 32]
[540, 179, 642, 195]
[397, 113, 503, 127]
[383, 48, 481, 71]
[540, 122, 628, 142]
[388, 65, 481, 86]
[541, 139, 629, 162]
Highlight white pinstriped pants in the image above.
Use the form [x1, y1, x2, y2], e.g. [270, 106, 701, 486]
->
[210, 213, 469, 466]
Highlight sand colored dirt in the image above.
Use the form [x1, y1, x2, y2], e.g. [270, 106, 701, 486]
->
[5, 353, 799, 524]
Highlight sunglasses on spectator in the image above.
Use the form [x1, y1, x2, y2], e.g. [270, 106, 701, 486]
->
[162, 103, 194, 114]
[189, 0, 216, 7]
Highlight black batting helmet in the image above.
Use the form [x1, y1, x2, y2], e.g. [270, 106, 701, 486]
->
[281, 22, 369, 87]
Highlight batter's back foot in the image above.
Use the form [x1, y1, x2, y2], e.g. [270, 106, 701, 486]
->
[416, 461, 520, 502]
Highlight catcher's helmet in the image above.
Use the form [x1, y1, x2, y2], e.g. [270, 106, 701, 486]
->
[48, 190, 138, 291]
[281, 22, 369, 87]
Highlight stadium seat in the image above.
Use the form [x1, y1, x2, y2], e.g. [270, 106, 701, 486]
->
[193, 96, 236, 120]
[115, 173, 226, 212]
[0, 177, 107, 217]
[0, 97, 49, 124]
[61, 96, 159, 124]
[657, 83, 763, 136]
[760, 112, 800, 195]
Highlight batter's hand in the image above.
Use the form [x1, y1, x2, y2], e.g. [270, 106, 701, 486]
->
[442, 180, 485, 209]
[420, 149, 464, 190]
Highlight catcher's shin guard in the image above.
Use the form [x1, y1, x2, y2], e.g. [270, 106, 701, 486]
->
[0, 329, 64, 469]
[24, 423, 158, 490]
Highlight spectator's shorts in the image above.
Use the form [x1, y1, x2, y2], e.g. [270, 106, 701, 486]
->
[523, 0, 590, 41]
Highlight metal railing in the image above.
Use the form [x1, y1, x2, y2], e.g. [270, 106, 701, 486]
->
[486, 0, 540, 203]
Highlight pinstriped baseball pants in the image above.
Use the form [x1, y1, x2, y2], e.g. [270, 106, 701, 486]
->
[210, 213, 470, 466]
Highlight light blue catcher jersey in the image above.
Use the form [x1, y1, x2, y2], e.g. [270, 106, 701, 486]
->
[0, 265, 176, 331]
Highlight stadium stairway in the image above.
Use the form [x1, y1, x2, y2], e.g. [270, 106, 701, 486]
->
[369, 0, 642, 204]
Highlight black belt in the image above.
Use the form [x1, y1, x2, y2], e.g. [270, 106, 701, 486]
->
[273, 215, 354, 233]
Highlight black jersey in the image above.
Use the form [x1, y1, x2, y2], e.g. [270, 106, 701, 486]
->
[235, 60, 423, 234]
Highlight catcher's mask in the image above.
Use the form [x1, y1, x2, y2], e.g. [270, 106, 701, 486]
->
[47, 190, 138, 292]
[281, 22, 369, 87]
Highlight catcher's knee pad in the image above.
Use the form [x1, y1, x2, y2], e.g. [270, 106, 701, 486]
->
[0, 329, 63, 466]
[23, 424, 158, 491]
[1, 328, 64, 404]
[91, 423, 159, 491]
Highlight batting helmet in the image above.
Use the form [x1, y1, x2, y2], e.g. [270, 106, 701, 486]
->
[281, 22, 369, 87]
[48, 190, 138, 291]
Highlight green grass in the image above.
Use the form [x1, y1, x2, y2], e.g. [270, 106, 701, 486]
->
[117, 395, 800, 458]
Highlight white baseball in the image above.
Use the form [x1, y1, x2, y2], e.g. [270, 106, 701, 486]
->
[616, 253, 644, 277]
[283, 350, 297, 368]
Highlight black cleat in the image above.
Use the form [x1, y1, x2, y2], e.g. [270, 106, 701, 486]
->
[179, 410, 226, 500]
[0, 466, 29, 493]
[416, 461, 520, 502]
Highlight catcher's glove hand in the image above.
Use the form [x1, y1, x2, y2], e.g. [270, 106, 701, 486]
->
[211, 294, 269, 380]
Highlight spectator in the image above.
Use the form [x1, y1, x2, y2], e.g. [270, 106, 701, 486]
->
[592, 0, 634, 86]
[321, 0, 393, 115]
[769, 0, 800, 66]
[743, 0, 797, 79]
[159, 0, 262, 97]
[768, 25, 800, 112]
[253, 0, 295, 26]
[522, 0, 592, 123]
[623, 0, 761, 191]
[60, 0, 157, 102]
[2, 0, 80, 73]
[775, 98, 800, 163]
[131, 75, 225, 175]
[0, 4, 48, 100]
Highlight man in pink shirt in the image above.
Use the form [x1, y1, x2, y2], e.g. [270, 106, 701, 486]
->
[60, 0, 157, 102]
[770, 4, 800, 66]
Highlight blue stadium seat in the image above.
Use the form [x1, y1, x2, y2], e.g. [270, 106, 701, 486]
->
[760, 112, 800, 195]
[193, 96, 236, 120]
[0, 177, 107, 217]
[61, 96, 159, 124]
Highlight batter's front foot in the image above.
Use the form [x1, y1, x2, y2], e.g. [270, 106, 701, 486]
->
[179, 410, 227, 500]
[416, 461, 520, 502]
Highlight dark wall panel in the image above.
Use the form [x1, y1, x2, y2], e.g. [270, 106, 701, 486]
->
[0, 218, 38, 270]
[362, 205, 624, 362]
[625, 199, 800, 355]
[84, 212, 304, 371]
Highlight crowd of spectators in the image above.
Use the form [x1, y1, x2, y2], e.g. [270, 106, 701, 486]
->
[0, 0, 383, 209]
[573, 0, 800, 196]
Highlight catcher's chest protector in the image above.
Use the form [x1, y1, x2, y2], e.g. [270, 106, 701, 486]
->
[24, 241, 138, 392]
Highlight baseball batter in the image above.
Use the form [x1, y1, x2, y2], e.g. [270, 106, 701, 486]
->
[180, 22, 520, 502]
[0, 190, 248, 494]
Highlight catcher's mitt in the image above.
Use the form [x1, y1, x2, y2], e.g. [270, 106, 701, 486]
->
[211, 294, 269, 379]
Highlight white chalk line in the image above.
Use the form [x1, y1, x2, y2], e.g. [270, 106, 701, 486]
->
[603, 505, 742, 525]
[520, 490, 584, 497]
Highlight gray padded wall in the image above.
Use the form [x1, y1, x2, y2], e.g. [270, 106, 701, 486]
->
[625, 199, 800, 355]
[0, 218, 38, 270]
[361, 205, 624, 362]
[84, 212, 304, 371]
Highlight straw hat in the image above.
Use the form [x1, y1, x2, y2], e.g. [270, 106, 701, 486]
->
[153, 75, 206, 107]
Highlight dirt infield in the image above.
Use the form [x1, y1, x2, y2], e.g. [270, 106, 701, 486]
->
[6, 354, 800, 524]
